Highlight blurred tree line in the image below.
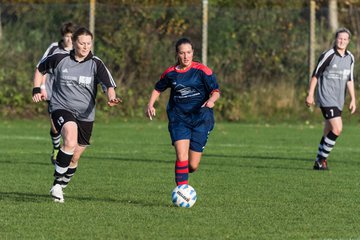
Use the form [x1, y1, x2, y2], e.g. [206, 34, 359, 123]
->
[1, 0, 360, 122]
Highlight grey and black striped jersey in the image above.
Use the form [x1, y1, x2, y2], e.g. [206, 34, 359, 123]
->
[37, 41, 71, 100]
[312, 47, 354, 111]
[38, 50, 116, 121]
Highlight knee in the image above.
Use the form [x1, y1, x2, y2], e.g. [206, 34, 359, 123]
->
[332, 128, 342, 136]
[70, 157, 80, 167]
[189, 162, 199, 173]
[176, 153, 189, 161]
[62, 141, 77, 152]
[189, 166, 198, 173]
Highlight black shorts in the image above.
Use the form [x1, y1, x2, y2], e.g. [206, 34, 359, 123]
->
[320, 106, 342, 120]
[51, 109, 93, 146]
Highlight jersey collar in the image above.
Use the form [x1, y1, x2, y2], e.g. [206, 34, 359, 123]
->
[70, 50, 93, 62]
[333, 47, 349, 57]
[175, 61, 195, 73]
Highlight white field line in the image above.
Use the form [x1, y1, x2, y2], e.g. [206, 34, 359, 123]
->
[213, 143, 360, 152]
[0, 135, 48, 141]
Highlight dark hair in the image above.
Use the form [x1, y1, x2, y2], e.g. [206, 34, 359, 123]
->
[72, 27, 93, 42]
[175, 37, 194, 53]
[175, 37, 194, 64]
[60, 22, 76, 36]
[335, 27, 351, 39]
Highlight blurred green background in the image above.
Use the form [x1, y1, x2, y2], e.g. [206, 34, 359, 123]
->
[1, 0, 359, 123]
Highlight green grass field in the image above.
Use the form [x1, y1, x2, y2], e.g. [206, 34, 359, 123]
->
[1, 120, 360, 239]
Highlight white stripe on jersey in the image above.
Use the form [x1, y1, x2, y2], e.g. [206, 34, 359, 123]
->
[314, 48, 335, 76]
[93, 56, 117, 87]
[347, 50, 355, 81]
[36, 42, 59, 67]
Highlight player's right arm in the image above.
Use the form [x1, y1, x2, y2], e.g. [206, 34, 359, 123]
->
[32, 68, 46, 103]
[146, 68, 172, 120]
[305, 76, 318, 107]
[146, 90, 161, 120]
[32, 52, 66, 103]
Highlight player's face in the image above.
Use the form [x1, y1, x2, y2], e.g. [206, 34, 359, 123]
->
[177, 43, 194, 68]
[74, 35, 92, 59]
[335, 32, 350, 51]
[62, 33, 73, 49]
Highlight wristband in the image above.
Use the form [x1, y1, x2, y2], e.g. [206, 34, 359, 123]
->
[32, 87, 41, 96]
[40, 85, 46, 89]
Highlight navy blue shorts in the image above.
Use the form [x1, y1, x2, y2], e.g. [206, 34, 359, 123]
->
[51, 109, 93, 146]
[167, 107, 214, 152]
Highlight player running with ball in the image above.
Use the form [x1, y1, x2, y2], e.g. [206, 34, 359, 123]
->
[146, 37, 220, 186]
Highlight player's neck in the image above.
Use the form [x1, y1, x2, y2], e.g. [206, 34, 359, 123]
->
[176, 63, 192, 71]
[337, 48, 346, 56]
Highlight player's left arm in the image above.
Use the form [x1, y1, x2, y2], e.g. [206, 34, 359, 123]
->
[347, 56, 356, 114]
[347, 80, 356, 114]
[202, 91, 220, 108]
[201, 70, 220, 108]
[94, 58, 122, 107]
[106, 87, 122, 107]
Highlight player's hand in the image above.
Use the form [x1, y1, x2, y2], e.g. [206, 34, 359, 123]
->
[305, 95, 315, 107]
[41, 88, 48, 100]
[32, 93, 46, 102]
[32, 87, 45, 102]
[201, 100, 215, 108]
[349, 100, 356, 114]
[146, 106, 156, 120]
[107, 97, 122, 107]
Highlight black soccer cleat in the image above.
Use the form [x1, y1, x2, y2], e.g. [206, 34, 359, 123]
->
[313, 159, 329, 170]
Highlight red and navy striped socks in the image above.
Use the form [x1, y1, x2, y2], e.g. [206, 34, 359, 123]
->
[175, 160, 189, 186]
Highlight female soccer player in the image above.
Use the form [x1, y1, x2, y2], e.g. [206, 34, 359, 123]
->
[146, 37, 220, 185]
[306, 27, 356, 170]
[33, 21, 76, 164]
[32, 27, 122, 202]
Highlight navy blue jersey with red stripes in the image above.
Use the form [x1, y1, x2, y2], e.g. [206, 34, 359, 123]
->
[155, 62, 220, 113]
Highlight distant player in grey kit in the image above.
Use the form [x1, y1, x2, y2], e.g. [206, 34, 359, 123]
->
[306, 27, 356, 170]
[33, 22, 76, 164]
[32, 27, 122, 203]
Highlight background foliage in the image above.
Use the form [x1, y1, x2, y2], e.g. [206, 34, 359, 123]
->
[1, 0, 360, 122]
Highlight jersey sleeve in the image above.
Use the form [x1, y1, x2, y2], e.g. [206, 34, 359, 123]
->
[94, 57, 116, 88]
[349, 53, 355, 81]
[312, 49, 334, 78]
[36, 42, 58, 67]
[37, 53, 67, 75]
[201, 67, 220, 95]
[154, 67, 173, 92]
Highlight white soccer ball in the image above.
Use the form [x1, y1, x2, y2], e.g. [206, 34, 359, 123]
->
[171, 184, 197, 208]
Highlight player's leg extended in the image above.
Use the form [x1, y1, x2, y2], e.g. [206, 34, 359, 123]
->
[324, 117, 342, 136]
[60, 145, 86, 188]
[322, 117, 342, 157]
[189, 150, 202, 173]
[53, 121, 78, 186]
[188, 123, 213, 173]
[188, 107, 214, 173]
[174, 140, 190, 186]
[315, 117, 342, 169]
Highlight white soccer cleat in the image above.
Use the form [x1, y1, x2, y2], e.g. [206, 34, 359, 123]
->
[50, 184, 64, 203]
